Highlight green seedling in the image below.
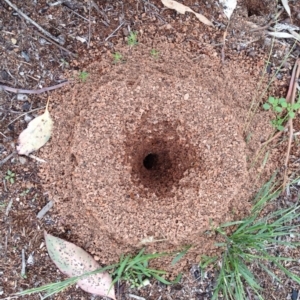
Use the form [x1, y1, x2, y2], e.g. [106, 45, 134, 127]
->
[112, 52, 123, 63]
[263, 96, 300, 131]
[59, 59, 69, 69]
[78, 71, 89, 83]
[5, 169, 15, 184]
[150, 49, 159, 58]
[127, 31, 138, 46]
[20, 188, 30, 197]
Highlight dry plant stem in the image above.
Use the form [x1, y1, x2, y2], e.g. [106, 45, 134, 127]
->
[283, 58, 300, 189]
[221, 22, 230, 64]
[0, 81, 68, 94]
[3, 0, 64, 45]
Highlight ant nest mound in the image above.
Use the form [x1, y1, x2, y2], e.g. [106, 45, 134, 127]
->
[40, 44, 275, 267]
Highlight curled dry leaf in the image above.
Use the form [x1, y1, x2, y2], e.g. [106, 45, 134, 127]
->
[44, 231, 116, 300]
[17, 98, 53, 156]
[161, 0, 214, 27]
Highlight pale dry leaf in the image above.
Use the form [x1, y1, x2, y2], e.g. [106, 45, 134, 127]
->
[161, 0, 213, 26]
[281, 0, 291, 17]
[17, 98, 53, 156]
[44, 231, 116, 299]
[219, 0, 237, 19]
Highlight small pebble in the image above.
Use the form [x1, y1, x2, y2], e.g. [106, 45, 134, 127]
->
[11, 38, 17, 44]
[184, 93, 189, 100]
[17, 94, 28, 101]
[22, 101, 31, 111]
[21, 51, 30, 62]
[24, 114, 33, 123]
[19, 156, 27, 165]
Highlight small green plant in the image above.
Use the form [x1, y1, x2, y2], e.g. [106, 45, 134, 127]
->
[150, 49, 159, 58]
[20, 188, 30, 197]
[14, 249, 183, 299]
[201, 176, 300, 300]
[112, 52, 123, 63]
[78, 71, 89, 83]
[5, 169, 15, 184]
[127, 31, 138, 46]
[263, 96, 300, 131]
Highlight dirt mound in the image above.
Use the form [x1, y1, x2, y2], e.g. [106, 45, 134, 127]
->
[40, 43, 275, 269]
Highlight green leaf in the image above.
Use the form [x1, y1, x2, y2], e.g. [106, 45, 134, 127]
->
[268, 97, 275, 104]
[277, 125, 285, 131]
[278, 98, 286, 105]
[289, 111, 295, 118]
[263, 103, 271, 110]
[171, 246, 191, 266]
[275, 106, 282, 113]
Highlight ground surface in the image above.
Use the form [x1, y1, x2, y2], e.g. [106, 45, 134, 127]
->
[1, 0, 300, 299]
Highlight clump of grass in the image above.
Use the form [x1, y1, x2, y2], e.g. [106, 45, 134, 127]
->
[202, 177, 300, 300]
[263, 95, 300, 131]
[14, 249, 182, 299]
[127, 31, 138, 46]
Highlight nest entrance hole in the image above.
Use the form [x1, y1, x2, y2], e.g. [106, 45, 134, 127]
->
[125, 120, 198, 197]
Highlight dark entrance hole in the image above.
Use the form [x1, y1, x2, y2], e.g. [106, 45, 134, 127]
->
[125, 120, 200, 197]
[143, 153, 158, 170]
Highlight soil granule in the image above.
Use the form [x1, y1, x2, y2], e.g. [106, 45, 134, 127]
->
[40, 43, 275, 269]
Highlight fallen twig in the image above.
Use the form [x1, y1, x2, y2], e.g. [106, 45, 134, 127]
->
[0, 152, 15, 167]
[283, 58, 300, 189]
[0, 81, 68, 95]
[105, 21, 125, 41]
[3, 0, 64, 45]
[8, 107, 45, 126]
[34, 31, 77, 57]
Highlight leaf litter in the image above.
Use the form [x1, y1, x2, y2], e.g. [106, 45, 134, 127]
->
[17, 97, 53, 156]
[44, 231, 116, 299]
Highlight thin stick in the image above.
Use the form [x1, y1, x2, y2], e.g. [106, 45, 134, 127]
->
[34, 31, 77, 57]
[8, 107, 45, 126]
[283, 59, 300, 189]
[0, 152, 15, 166]
[105, 22, 125, 41]
[0, 81, 68, 94]
[88, 0, 91, 48]
[3, 0, 64, 45]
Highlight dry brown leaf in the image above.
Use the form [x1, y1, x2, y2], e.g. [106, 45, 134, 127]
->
[17, 98, 53, 155]
[161, 0, 214, 26]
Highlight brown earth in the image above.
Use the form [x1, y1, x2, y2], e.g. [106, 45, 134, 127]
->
[1, 0, 300, 299]
[39, 40, 277, 270]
